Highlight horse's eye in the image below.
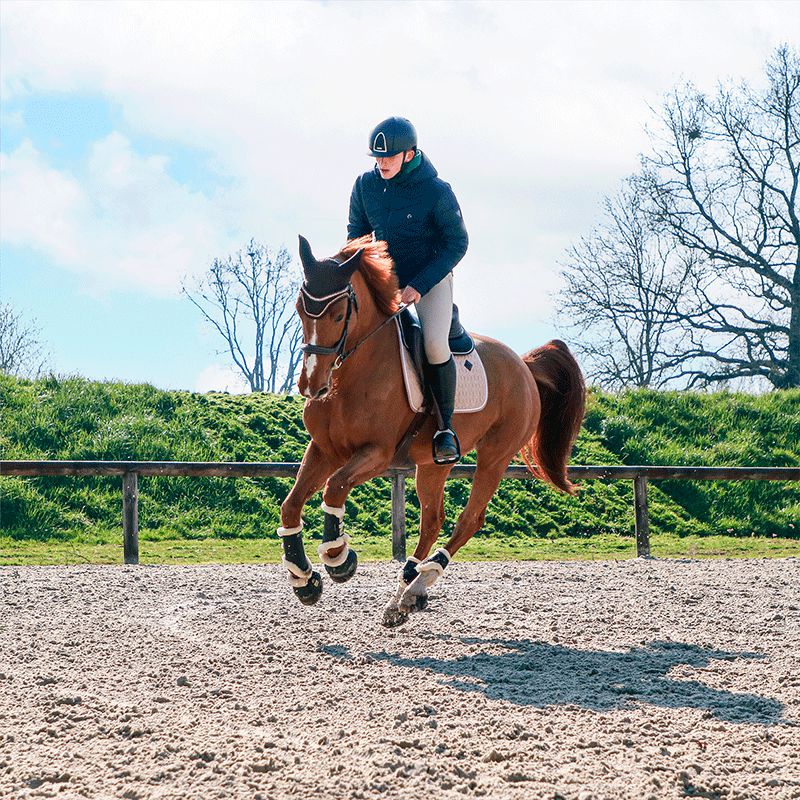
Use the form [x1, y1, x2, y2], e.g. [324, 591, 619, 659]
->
[334, 314, 344, 322]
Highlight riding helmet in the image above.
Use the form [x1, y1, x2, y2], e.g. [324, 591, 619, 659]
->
[367, 117, 417, 157]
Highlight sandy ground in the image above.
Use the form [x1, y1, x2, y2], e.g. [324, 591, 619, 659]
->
[0, 558, 798, 800]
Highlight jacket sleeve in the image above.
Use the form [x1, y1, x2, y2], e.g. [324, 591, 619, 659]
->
[347, 177, 372, 240]
[408, 185, 468, 297]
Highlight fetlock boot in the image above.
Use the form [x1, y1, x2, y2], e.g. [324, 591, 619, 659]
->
[427, 357, 461, 464]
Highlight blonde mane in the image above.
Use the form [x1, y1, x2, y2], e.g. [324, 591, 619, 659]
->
[337, 236, 400, 316]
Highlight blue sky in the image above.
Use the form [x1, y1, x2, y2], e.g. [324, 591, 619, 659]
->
[2, 90, 230, 386]
[1, 0, 794, 391]
[5, 93, 226, 193]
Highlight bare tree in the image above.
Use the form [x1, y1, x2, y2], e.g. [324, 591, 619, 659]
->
[557, 180, 693, 388]
[641, 45, 799, 388]
[184, 241, 303, 393]
[0, 304, 48, 378]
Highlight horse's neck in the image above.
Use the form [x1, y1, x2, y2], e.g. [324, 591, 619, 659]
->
[331, 281, 402, 401]
[350, 272, 390, 338]
[349, 294, 393, 369]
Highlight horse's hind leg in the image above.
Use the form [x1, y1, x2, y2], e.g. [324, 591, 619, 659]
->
[383, 464, 451, 627]
[444, 453, 513, 558]
[319, 444, 393, 584]
[392, 452, 513, 620]
[443, 453, 512, 556]
[410, 463, 452, 562]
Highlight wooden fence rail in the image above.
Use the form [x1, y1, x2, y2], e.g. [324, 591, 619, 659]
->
[2, 461, 798, 564]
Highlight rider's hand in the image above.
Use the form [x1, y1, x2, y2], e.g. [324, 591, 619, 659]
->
[401, 286, 422, 305]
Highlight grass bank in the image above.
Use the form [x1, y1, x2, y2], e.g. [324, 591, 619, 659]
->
[1, 374, 798, 556]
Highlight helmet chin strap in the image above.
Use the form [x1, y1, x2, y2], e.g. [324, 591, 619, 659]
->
[400, 149, 414, 173]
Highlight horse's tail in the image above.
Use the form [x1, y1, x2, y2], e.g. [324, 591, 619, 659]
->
[520, 340, 586, 495]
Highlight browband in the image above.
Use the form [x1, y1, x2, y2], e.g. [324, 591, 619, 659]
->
[300, 284, 352, 318]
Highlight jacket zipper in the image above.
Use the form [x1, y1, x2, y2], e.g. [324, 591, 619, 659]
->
[384, 181, 395, 229]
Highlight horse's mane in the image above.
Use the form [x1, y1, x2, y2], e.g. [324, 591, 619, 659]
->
[337, 236, 400, 316]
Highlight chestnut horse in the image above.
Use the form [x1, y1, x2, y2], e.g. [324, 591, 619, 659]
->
[278, 235, 585, 626]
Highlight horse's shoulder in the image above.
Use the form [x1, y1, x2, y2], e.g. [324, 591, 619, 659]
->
[302, 401, 329, 436]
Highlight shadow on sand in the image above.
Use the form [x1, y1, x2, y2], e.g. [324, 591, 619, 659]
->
[321, 637, 786, 725]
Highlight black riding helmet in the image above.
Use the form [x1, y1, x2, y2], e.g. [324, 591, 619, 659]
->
[368, 117, 417, 157]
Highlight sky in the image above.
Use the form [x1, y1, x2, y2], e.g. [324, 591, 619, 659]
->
[0, 0, 795, 392]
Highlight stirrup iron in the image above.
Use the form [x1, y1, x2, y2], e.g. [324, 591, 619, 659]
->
[432, 428, 461, 464]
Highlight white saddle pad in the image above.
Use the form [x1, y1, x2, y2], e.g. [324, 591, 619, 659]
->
[395, 320, 488, 414]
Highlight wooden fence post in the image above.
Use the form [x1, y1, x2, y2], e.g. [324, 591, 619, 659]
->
[122, 471, 139, 565]
[391, 472, 407, 562]
[633, 475, 650, 558]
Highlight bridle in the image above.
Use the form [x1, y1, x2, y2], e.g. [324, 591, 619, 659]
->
[300, 283, 405, 370]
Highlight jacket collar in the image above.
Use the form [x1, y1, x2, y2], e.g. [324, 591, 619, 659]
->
[374, 151, 438, 186]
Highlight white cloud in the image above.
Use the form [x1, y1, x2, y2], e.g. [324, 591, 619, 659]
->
[1, 0, 791, 329]
[1, 134, 241, 295]
[0, 140, 86, 263]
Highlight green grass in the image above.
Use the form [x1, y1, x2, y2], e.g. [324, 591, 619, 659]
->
[2, 532, 798, 566]
[1, 374, 798, 557]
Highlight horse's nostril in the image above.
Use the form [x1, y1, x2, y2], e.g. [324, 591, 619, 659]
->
[315, 386, 329, 399]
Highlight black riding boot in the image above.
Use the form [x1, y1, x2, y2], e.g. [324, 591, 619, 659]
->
[427, 357, 461, 464]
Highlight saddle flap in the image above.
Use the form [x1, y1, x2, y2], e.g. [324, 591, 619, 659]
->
[399, 305, 475, 361]
[398, 308, 426, 377]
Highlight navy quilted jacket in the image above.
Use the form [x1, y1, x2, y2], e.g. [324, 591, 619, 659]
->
[347, 152, 468, 297]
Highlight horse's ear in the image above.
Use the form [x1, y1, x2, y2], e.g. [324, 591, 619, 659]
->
[298, 235, 316, 274]
[339, 247, 363, 278]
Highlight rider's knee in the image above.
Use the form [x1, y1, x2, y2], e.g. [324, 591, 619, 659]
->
[424, 339, 451, 365]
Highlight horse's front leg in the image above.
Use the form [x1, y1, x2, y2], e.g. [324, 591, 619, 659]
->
[280, 442, 340, 606]
[317, 444, 394, 584]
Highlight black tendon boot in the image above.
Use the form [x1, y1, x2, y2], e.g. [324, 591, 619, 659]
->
[428, 357, 461, 464]
[319, 505, 358, 583]
[280, 528, 323, 606]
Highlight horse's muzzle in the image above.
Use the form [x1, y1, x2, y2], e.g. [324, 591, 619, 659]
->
[298, 356, 335, 400]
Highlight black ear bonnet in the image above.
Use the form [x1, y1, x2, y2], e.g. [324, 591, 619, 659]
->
[298, 236, 363, 316]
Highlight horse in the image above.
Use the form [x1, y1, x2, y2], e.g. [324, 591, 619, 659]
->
[277, 235, 585, 627]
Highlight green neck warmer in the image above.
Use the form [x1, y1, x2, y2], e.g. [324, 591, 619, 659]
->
[400, 150, 422, 175]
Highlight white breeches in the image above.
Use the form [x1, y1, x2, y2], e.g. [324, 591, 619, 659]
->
[415, 272, 454, 365]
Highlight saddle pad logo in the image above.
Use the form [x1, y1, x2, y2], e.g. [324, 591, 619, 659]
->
[372, 131, 388, 153]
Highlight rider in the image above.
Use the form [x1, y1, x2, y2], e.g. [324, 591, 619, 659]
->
[347, 116, 469, 464]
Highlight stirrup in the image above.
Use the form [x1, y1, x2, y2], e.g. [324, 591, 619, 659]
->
[432, 428, 461, 465]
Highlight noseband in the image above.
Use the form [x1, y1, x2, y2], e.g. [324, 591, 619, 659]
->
[299, 283, 405, 370]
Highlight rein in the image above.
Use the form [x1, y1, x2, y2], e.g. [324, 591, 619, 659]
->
[300, 283, 406, 370]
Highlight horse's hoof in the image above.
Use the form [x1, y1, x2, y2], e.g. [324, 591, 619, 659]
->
[399, 582, 431, 615]
[292, 571, 323, 606]
[411, 594, 428, 612]
[382, 604, 410, 628]
[326, 549, 358, 584]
